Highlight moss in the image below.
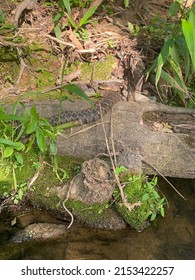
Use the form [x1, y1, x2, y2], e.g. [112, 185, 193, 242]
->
[114, 174, 164, 231]
[0, 46, 20, 86]
[0, 159, 13, 197]
[22, 153, 83, 210]
[60, 55, 116, 83]
[0, 149, 83, 210]
[65, 199, 111, 225]
[81, 55, 117, 81]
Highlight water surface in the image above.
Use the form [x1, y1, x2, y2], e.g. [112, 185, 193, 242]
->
[0, 178, 194, 260]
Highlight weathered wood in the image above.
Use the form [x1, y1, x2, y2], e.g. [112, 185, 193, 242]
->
[24, 99, 195, 178]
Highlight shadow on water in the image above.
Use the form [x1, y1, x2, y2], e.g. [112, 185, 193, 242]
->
[0, 178, 194, 260]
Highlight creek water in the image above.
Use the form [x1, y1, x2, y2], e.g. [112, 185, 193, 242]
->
[0, 178, 194, 260]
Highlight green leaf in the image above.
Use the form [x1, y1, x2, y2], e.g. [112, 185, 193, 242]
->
[18, 188, 23, 200]
[30, 105, 39, 119]
[175, 36, 190, 81]
[4, 146, 13, 158]
[114, 166, 128, 175]
[0, 10, 6, 24]
[189, 8, 195, 28]
[160, 69, 188, 94]
[36, 128, 47, 153]
[155, 37, 174, 86]
[62, 0, 71, 14]
[62, 84, 94, 106]
[151, 176, 157, 186]
[127, 22, 134, 33]
[53, 12, 62, 23]
[39, 118, 51, 127]
[0, 138, 25, 151]
[124, 0, 129, 8]
[14, 125, 26, 142]
[25, 135, 35, 153]
[79, 5, 98, 28]
[60, 168, 69, 180]
[182, 19, 195, 70]
[54, 23, 62, 40]
[142, 193, 149, 201]
[12, 101, 26, 115]
[0, 113, 24, 122]
[15, 153, 24, 165]
[0, 23, 14, 34]
[150, 212, 157, 221]
[64, 12, 77, 29]
[153, 191, 160, 199]
[168, 1, 180, 17]
[14, 198, 19, 204]
[160, 207, 165, 217]
[26, 120, 37, 134]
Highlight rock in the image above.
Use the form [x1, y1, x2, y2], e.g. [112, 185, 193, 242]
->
[11, 223, 67, 243]
[69, 158, 115, 204]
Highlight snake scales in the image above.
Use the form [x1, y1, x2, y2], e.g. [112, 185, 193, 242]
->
[49, 92, 121, 126]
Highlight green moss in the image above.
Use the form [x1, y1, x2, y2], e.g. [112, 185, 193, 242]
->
[81, 55, 117, 81]
[65, 199, 111, 225]
[0, 159, 13, 197]
[61, 55, 116, 83]
[0, 46, 20, 86]
[0, 149, 83, 209]
[114, 174, 165, 231]
[27, 154, 83, 210]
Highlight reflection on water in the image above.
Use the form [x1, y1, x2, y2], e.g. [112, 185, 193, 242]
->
[0, 178, 195, 260]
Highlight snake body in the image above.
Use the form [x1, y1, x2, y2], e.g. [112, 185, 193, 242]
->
[49, 92, 121, 126]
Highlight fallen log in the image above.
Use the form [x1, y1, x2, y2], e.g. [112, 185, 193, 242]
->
[31, 97, 195, 179]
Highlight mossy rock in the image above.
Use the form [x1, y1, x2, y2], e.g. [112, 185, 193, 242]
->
[114, 174, 164, 231]
[66, 199, 126, 229]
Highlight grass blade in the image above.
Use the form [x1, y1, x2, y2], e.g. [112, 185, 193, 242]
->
[182, 19, 195, 70]
[62, 0, 71, 14]
[79, 5, 98, 28]
[155, 37, 174, 86]
[61, 84, 94, 106]
[160, 69, 188, 94]
[64, 12, 77, 29]
[175, 36, 190, 81]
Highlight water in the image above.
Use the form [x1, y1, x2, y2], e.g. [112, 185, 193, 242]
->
[0, 178, 194, 260]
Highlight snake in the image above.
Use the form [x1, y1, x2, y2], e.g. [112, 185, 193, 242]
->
[49, 92, 121, 126]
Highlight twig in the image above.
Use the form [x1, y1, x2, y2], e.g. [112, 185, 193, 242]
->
[62, 175, 80, 229]
[45, 34, 76, 48]
[142, 158, 186, 200]
[99, 104, 125, 202]
[59, 121, 108, 139]
[15, 46, 29, 86]
[27, 160, 46, 188]
[13, 0, 37, 87]
[14, 0, 37, 27]
[0, 37, 28, 47]
[110, 108, 117, 167]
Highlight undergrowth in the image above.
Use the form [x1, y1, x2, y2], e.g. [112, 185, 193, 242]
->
[113, 167, 166, 231]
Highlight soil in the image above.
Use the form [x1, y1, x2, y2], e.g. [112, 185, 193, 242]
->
[0, 0, 178, 101]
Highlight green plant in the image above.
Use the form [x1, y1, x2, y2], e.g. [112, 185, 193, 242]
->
[0, 84, 93, 204]
[114, 167, 166, 231]
[146, 1, 195, 108]
[124, 0, 129, 8]
[0, 103, 57, 195]
[127, 22, 140, 36]
[53, 0, 99, 41]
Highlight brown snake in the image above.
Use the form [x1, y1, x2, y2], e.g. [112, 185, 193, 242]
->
[49, 92, 121, 126]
